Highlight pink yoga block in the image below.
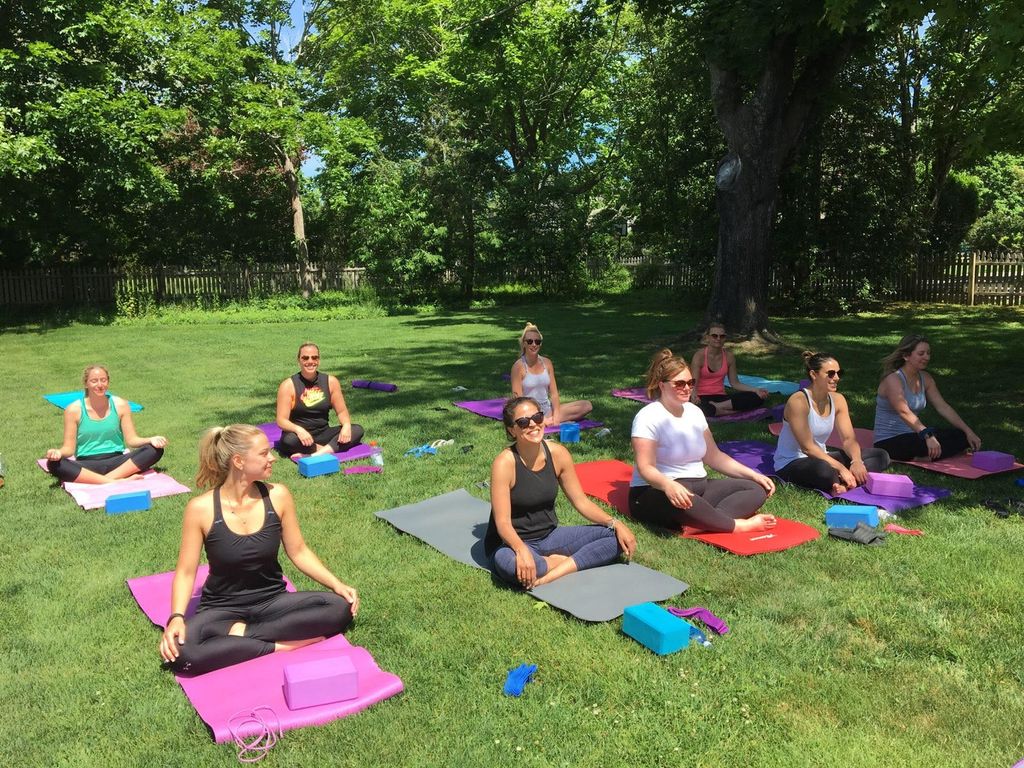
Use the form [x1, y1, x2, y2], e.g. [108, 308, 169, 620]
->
[971, 451, 1015, 472]
[284, 655, 359, 710]
[864, 472, 914, 497]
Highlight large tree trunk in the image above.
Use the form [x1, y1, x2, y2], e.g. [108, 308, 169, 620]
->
[703, 33, 858, 339]
[281, 148, 312, 296]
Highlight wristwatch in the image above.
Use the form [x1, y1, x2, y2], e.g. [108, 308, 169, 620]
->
[607, 519, 617, 531]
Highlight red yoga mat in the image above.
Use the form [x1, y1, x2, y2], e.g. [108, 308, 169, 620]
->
[574, 460, 820, 554]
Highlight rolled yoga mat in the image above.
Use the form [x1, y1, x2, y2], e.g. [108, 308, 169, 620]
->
[351, 380, 398, 392]
[374, 488, 687, 622]
[126, 565, 404, 744]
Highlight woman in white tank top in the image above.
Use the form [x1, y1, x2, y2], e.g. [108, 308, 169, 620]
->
[510, 322, 592, 427]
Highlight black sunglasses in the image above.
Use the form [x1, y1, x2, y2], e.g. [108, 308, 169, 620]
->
[824, 369, 844, 379]
[524, 338, 543, 346]
[513, 412, 545, 428]
[300, 355, 320, 361]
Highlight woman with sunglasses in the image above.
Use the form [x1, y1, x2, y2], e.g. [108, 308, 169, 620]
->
[160, 424, 358, 675]
[774, 352, 889, 493]
[629, 349, 776, 532]
[510, 322, 591, 427]
[485, 396, 637, 589]
[45, 364, 167, 484]
[873, 334, 980, 461]
[276, 342, 364, 458]
[688, 322, 768, 417]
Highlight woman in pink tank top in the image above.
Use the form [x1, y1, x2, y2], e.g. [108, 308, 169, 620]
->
[688, 323, 768, 418]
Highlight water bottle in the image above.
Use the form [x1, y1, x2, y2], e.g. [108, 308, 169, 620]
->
[369, 441, 384, 467]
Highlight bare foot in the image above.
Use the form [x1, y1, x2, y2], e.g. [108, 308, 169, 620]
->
[533, 554, 576, 586]
[734, 514, 777, 533]
[832, 482, 849, 495]
[312, 444, 334, 456]
[228, 621, 247, 636]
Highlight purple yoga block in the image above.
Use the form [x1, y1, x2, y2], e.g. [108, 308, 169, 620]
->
[864, 472, 914, 497]
[297, 454, 340, 478]
[283, 655, 359, 710]
[971, 451, 1015, 472]
[105, 490, 152, 514]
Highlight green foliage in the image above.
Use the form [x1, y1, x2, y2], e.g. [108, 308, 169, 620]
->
[966, 153, 1024, 250]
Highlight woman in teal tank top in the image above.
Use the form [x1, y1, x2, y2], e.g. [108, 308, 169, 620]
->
[45, 365, 167, 483]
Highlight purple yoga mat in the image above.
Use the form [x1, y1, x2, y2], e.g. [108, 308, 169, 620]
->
[453, 398, 603, 434]
[717, 440, 952, 512]
[126, 567, 404, 743]
[255, 423, 376, 464]
[351, 380, 398, 392]
[35, 459, 190, 509]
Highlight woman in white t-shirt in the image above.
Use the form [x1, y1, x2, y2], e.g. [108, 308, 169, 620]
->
[629, 349, 777, 532]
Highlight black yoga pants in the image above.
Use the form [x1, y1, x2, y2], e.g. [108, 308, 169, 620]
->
[169, 590, 354, 676]
[697, 391, 765, 418]
[775, 447, 890, 492]
[874, 428, 968, 462]
[47, 445, 163, 483]
[278, 423, 365, 456]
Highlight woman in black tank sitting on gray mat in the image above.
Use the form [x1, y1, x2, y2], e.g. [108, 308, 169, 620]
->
[275, 342, 364, 457]
[160, 424, 359, 676]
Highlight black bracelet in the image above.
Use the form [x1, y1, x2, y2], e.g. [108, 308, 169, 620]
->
[919, 427, 936, 439]
[166, 612, 185, 625]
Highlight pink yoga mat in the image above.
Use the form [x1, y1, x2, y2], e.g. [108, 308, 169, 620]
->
[255, 423, 377, 464]
[126, 567, 404, 743]
[453, 398, 603, 434]
[612, 389, 781, 423]
[36, 459, 190, 510]
[768, 423, 1024, 479]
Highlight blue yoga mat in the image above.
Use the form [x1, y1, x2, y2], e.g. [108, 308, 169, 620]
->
[44, 391, 143, 412]
[722, 375, 799, 396]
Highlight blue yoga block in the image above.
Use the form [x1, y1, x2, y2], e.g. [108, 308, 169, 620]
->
[559, 422, 580, 443]
[297, 454, 340, 478]
[622, 602, 691, 655]
[825, 505, 879, 529]
[105, 490, 152, 515]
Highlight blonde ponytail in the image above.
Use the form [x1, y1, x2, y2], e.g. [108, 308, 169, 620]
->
[195, 424, 262, 489]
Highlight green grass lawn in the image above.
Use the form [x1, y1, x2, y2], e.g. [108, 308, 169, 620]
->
[1, 295, 1022, 767]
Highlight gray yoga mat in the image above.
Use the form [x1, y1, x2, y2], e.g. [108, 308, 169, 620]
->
[375, 488, 688, 622]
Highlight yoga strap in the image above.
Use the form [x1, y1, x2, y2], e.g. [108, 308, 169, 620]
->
[228, 707, 281, 763]
[666, 606, 730, 635]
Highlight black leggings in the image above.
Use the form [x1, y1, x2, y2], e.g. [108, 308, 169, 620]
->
[169, 590, 354, 676]
[278, 423, 365, 456]
[696, 391, 765, 417]
[47, 445, 163, 483]
[874, 428, 968, 462]
[628, 478, 768, 533]
[775, 448, 891, 492]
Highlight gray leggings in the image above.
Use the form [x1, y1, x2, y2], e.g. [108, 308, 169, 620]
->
[628, 477, 768, 532]
[491, 525, 620, 586]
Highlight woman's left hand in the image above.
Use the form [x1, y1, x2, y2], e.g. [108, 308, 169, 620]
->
[849, 460, 869, 485]
[614, 522, 637, 559]
[756, 388, 769, 400]
[340, 425, 352, 445]
[753, 473, 776, 497]
[965, 430, 982, 452]
[334, 582, 360, 616]
[150, 436, 168, 449]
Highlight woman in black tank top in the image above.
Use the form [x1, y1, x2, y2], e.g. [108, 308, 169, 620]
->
[275, 341, 365, 458]
[486, 397, 637, 589]
[159, 424, 359, 676]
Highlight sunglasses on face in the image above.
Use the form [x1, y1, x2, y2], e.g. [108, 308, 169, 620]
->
[300, 355, 320, 361]
[824, 369, 844, 379]
[708, 333, 726, 339]
[524, 339, 542, 346]
[513, 412, 545, 428]
[667, 378, 697, 390]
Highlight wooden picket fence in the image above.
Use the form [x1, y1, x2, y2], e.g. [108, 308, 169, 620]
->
[623, 251, 1024, 306]
[0, 263, 365, 307]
